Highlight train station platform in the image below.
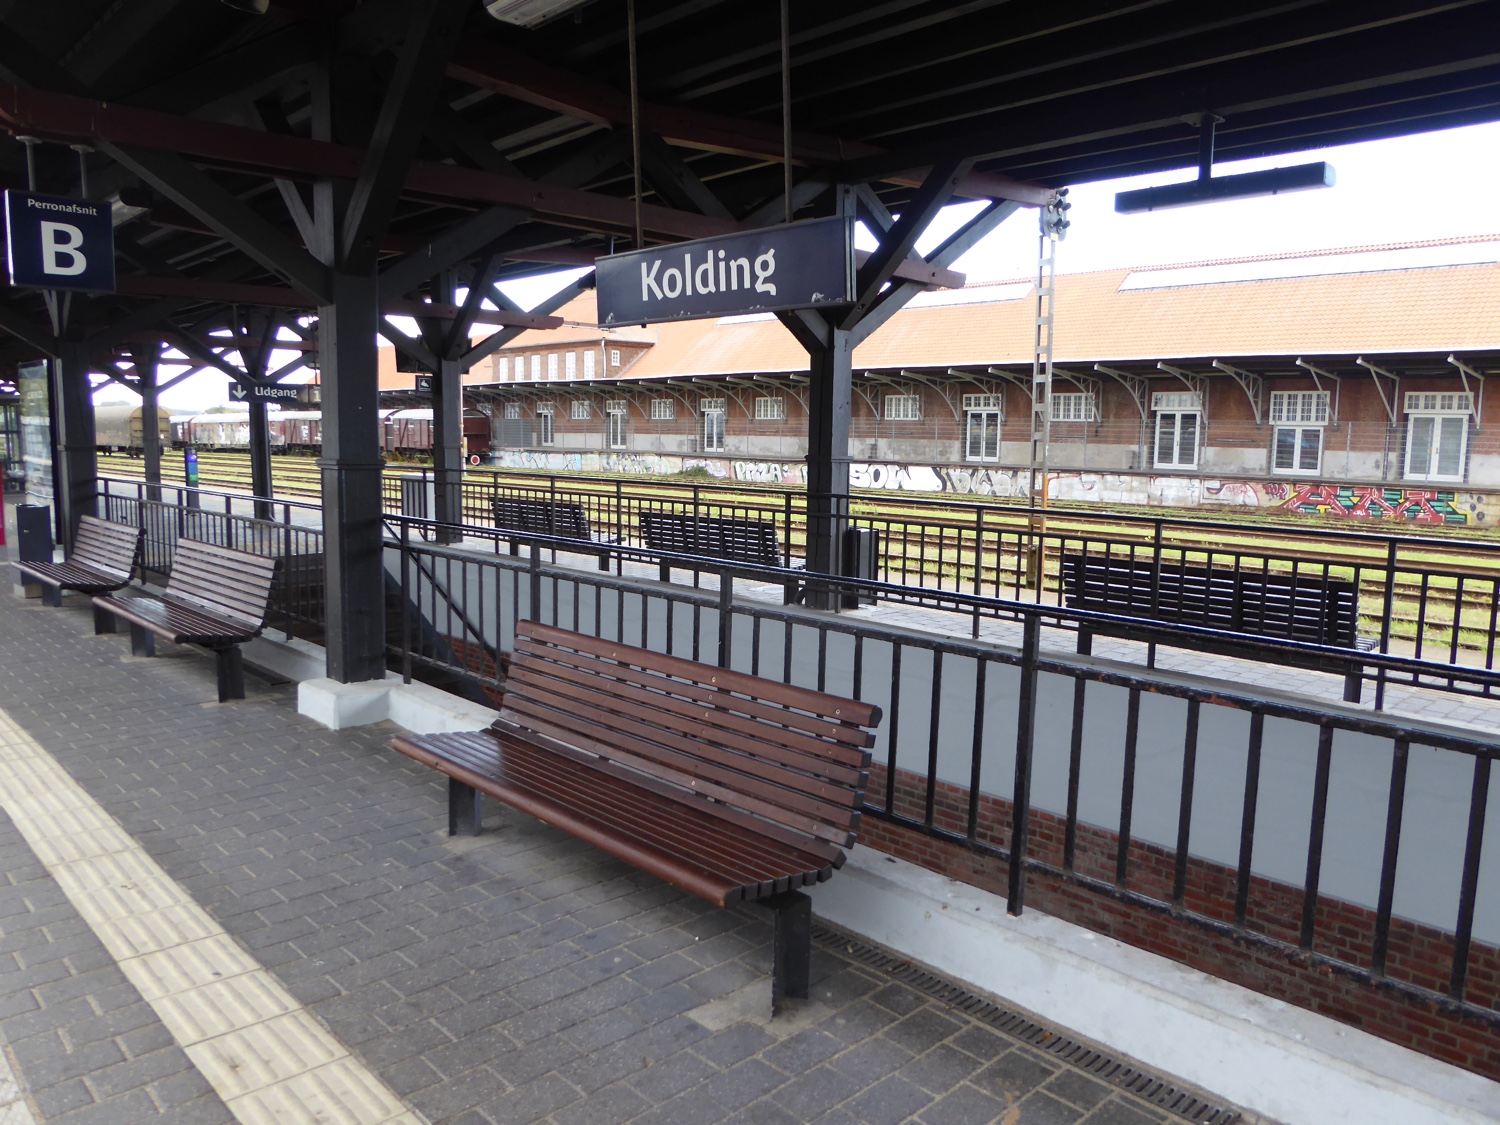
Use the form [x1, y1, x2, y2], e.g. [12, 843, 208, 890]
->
[0, 538, 1263, 1124]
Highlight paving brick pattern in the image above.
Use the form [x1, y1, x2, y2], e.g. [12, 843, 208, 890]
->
[0, 575, 1254, 1124]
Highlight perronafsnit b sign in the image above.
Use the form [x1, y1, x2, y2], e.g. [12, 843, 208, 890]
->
[595, 216, 854, 326]
[4, 190, 116, 293]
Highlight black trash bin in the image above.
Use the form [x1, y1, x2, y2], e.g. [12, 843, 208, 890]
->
[15, 504, 53, 565]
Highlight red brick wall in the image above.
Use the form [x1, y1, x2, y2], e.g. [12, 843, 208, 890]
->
[863, 761, 1500, 1079]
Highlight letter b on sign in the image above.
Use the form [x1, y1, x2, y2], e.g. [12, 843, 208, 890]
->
[40, 222, 87, 276]
[4, 190, 115, 293]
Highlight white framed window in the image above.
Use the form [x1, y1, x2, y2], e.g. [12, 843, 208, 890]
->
[571, 399, 591, 420]
[964, 397, 1002, 462]
[583, 350, 596, 378]
[702, 399, 726, 452]
[1405, 391, 1474, 415]
[610, 348, 622, 367]
[536, 401, 555, 446]
[884, 394, 921, 421]
[1154, 411, 1200, 468]
[1269, 391, 1329, 475]
[1050, 392, 1096, 423]
[547, 353, 559, 380]
[605, 401, 628, 448]
[1405, 411, 1469, 481]
[1152, 390, 1202, 412]
[530, 355, 542, 380]
[503, 402, 521, 420]
[565, 351, 577, 379]
[755, 396, 786, 421]
[495, 356, 509, 381]
[651, 398, 675, 421]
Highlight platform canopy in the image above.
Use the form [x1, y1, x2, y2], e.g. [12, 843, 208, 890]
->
[1, 0, 1498, 678]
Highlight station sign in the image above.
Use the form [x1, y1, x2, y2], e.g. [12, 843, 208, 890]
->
[595, 216, 854, 326]
[3, 191, 115, 293]
[229, 382, 300, 402]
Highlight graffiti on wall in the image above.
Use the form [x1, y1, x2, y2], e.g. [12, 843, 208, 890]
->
[488, 450, 1496, 524]
[1269, 483, 1476, 525]
[732, 461, 806, 486]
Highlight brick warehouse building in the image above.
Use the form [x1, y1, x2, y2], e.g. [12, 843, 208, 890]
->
[381, 234, 1500, 524]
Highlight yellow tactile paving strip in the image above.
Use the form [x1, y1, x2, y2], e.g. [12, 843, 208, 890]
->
[0, 710, 427, 1125]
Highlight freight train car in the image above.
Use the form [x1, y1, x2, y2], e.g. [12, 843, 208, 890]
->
[164, 407, 488, 459]
[94, 404, 172, 454]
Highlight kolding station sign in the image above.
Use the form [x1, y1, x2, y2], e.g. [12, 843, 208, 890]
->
[595, 216, 854, 325]
[4, 190, 115, 293]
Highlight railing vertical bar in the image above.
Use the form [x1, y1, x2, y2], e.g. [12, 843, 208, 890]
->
[923, 650, 943, 828]
[400, 521, 412, 684]
[965, 660, 987, 845]
[1172, 698, 1200, 907]
[1299, 723, 1336, 951]
[1448, 755, 1491, 1001]
[1370, 738, 1410, 977]
[1062, 675, 1086, 873]
[884, 644, 902, 815]
[1115, 688, 1141, 889]
[1007, 616, 1040, 915]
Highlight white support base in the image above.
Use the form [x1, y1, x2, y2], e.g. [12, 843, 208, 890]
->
[810, 847, 1500, 1125]
[297, 674, 497, 735]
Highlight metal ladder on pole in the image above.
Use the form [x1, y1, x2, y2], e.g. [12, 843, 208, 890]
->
[1026, 190, 1069, 590]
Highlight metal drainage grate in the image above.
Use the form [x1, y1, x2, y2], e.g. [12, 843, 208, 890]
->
[814, 923, 1243, 1125]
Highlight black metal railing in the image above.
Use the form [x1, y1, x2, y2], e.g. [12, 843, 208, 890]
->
[384, 515, 1500, 1035]
[382, 466, 1500, 669]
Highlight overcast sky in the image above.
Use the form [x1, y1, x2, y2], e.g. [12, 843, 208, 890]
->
[107, 118, 1500, 413]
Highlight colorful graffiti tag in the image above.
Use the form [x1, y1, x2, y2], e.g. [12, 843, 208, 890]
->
[1273, 483, 1472, 525]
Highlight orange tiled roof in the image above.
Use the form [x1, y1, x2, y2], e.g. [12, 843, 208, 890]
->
[382, 237, 1500, 388]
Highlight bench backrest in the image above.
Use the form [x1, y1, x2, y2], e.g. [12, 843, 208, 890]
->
[639, 512, 782, 566]
[494, 496, 592, 540]
[72, 516, 142, 581]
[164, 538, 280, 631]
[497, 622, 881, 853]
[1061, 553, 1359, 646]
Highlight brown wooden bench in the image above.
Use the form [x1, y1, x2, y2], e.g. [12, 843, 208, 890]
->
[93, 538, 280, 702]
[12, 515, 142, 629]
[391, 621, 881, 1008]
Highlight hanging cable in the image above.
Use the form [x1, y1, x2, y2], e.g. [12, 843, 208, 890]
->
[71, 144, 91, 197]
[780, 0, 792, 224]
[18, 136, 38, 191]
[627, 0, 644, 249]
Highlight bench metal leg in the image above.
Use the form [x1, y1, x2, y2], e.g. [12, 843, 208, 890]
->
[129, 624, 156, 658]
[658, 563, 671, 583]
[760, 890, 812, 1013]
[215, 646, 245, 702]
[449, 777, 483, 836]
[1077, 629, 1093, 656]
[1343, 666, 1363, 704]
[42, 585, 61, 608]
[93, 605, 117, 635]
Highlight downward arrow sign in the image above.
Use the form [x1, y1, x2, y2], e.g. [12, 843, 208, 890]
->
[229, 384, 247, 401]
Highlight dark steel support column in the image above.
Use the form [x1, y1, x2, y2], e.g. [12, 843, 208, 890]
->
[319, 271, 387, 683]
[804, 328, 852, 608]
[140, 349, 162, 502]
[52, 338, 97, 551]
[248, 398, 273, 521]
[432, 357, 464, 543]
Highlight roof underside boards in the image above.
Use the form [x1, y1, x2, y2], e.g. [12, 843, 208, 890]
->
[4, 2, 1500, 378]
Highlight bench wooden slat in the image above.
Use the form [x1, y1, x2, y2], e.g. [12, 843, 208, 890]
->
[514, 640, 874, 754]
[639, 511, 782, 567]
[494, 496, 595, 540]
[13, 516, 141, 595]
[505, 650, 868, 781]
[502, 664, 865, 814]
[523, 622, 880, 729]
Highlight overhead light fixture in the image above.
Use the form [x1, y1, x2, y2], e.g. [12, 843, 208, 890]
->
[484, 0, 591, 28]
[1115, 115, 1335, 214]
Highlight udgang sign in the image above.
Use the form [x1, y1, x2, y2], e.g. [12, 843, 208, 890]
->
[4, 190, 116, 293]
[595, 216, 854, 325]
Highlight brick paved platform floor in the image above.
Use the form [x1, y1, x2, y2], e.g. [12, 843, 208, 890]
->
[0, 564, 1256, 1123]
